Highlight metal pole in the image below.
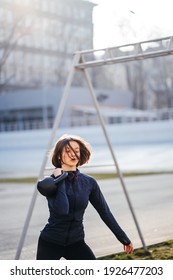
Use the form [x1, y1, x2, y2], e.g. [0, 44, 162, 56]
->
[14, 53, 80, 259]
[81, 60, 147, 251]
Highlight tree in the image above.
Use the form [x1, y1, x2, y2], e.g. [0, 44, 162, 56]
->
[125, 61, 147, 109]
[0, 3, 33, 93]
[149, 56, 173, 109]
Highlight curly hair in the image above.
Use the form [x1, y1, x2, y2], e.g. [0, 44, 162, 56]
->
[51, 134, 92, 168]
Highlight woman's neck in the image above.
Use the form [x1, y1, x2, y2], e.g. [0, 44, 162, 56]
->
[61, 165, 77, 172]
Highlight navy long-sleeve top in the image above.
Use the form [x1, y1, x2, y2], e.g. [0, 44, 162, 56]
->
[37, 169, 131, 246]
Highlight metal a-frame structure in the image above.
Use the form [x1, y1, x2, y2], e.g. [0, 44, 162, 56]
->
[15, 36, 173, 259]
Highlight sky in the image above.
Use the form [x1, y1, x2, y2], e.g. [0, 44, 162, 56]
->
[91, 0, 173, 49]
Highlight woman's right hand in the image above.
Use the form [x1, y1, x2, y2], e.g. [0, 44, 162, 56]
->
[124, 243, 134, 254]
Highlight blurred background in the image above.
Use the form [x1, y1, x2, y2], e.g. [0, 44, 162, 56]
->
[0, 0, 173, 133]
[0, 0, 173, 260]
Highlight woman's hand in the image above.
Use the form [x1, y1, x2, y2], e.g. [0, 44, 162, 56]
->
[53, 168, 62, 177]
[124, 243, 134, 254]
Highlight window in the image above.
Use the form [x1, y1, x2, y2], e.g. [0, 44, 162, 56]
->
[7, 52, 15, 65]
[35, 0, 41, 10]
[6, 10, 13, 24]
[43, 55, 50, 68]
[50, 0, 56, 14]
[42, 0, 49, 12]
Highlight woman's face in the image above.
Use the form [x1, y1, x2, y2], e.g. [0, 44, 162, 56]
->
[61, 141, 80, 170]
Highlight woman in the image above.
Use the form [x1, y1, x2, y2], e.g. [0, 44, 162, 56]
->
[36, 134, 133, 260]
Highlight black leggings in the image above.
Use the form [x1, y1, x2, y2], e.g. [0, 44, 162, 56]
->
[36, 236, 96, 260]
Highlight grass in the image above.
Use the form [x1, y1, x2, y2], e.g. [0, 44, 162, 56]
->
[0, 171, 172, 183]
[88, 171, 173, 181]
[0, 177, 38, 183]
[97, 240, 173, 260]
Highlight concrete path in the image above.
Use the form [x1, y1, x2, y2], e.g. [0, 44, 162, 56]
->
[0, 174, 172, 259]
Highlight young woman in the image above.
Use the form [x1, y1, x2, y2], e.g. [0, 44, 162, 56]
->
[36, 134, 133, 260]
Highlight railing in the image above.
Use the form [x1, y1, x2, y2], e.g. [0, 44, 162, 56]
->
[0, 108, 173, 132]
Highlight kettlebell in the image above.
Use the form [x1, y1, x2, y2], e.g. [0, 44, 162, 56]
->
[37, 171, 68, 196]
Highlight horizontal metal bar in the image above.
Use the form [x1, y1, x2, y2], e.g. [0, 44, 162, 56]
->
[74, 35, 173, 56]
[75, 49, 173, 69]
[74, 36, 173, 69]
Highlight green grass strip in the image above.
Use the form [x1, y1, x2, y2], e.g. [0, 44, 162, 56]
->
[97, 239, 173, 260]
[0, 171, 172, 183]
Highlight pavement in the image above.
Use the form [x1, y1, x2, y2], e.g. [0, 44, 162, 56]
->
[0, 174, 173, 260]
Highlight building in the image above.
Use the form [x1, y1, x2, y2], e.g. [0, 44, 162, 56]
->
[0, 0, 99, 131]
[0, 86, 134, 131]
[1, 1, 172, 132]
[1, 84, 173, 132]
[0, 0, 95, 91]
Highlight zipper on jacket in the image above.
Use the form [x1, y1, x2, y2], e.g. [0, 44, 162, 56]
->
[65, 181, 76, 245]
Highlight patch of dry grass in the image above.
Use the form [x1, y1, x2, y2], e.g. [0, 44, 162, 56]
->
[98, 240, 173, 260]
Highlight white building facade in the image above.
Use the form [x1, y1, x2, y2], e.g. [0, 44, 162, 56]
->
[0, 0, 95, 90]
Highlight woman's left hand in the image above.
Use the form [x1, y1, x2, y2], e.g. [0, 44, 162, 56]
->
[124, 243, 134, 254]
[53, 168, 62, 177]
